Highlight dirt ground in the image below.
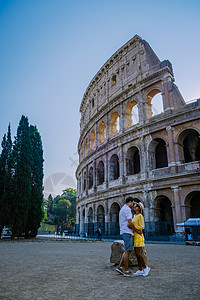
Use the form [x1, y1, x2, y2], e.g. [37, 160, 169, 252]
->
[0, 238, 200, 300]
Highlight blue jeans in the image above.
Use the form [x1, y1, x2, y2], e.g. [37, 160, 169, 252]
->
[121, 233, 133, 251]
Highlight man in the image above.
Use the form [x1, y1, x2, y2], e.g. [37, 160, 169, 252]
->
[116, 197, 142, 277]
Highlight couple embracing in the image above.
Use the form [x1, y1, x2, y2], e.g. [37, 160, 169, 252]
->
[116, 197, 150, 277]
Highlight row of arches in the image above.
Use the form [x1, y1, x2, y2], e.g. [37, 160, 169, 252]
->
[79, 129, 200, 192]
[78, 191, 200, 236]
[81, 90, 164, 158]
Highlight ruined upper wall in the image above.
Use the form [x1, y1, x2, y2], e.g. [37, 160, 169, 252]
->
[81, 35, 169, 116]
[79, 35, 184, 136]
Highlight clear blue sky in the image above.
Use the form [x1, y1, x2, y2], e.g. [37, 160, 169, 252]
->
[0, 0, 200, 196]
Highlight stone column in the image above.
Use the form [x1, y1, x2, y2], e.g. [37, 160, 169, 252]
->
[86, 165, 88, 195]
[105, 152, 109, 188]
[143, 191, 150, 222]
[95, 122, 98, 148]
[76, 207, 80, 234]
[166, 126, 177, 173]
[79, 205, 84, 236]
[119, 145, 125, 184]
[171, 186, 182, 229]
[93, 159, 97, 192]
[80, 171, 83, 195]
[162, 76, 174, 111]
[137, 92, 146, 122]
[140, 136, 147, 180]
[104, 201, 109, 236]
[106, 113, 109, 140]
[84, 205, 88, 236]
[93, 203, 97, 234]
[119, 102, 124, 133]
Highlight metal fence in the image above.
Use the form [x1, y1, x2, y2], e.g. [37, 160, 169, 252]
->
[38, 221, 200, 242]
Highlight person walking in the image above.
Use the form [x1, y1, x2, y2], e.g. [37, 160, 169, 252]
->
[116, 197, 141, 277]
[131, 201, 150, 277]
[97, 227, 102, 240]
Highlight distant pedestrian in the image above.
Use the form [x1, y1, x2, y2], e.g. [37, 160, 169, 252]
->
[97, 227, 102, 240]
[48, 229, 51, 235]
[185, 226, 191, 241]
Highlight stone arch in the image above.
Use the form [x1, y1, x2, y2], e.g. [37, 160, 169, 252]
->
[125, 101, 138, 128]
[148, 138, 168, 169]
[177, 129, 200, 163]
[97, 160, 104, 185]
[88, 166, 93, 189]
[98, 121, 106, 144]
[184, 190, 200, 219]
[110, 112, 119, 137]
[146, 89, 163, 118]
[126, 146, 141, 175]
[90, 130, 95, 151]
[154, 195, 174, 234]
[109, 154, 120, 181]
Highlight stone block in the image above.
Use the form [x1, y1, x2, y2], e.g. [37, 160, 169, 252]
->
[110, 240, 147, 266]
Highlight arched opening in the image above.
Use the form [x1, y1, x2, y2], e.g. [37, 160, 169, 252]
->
[85, 138, 88, 156]
[183, 131, 200, 163]
[178, 129, 200, 163]
[125, 101, 138, 128]
[88, 166, 93, 189]
[112, 74, 116, 85]
[110, 203, 120, 236]
[109, 154, 120, 181]
[97, 161, 104, 186]
[146, 89, 163, 118]
[110, 112, 119, 137]
[148, 138, 168, 170]
[132, 104, 139, 125]
[97, 205, 105, 233]
[83, 171, 86, 191]
[90, 130, 95, 151]
[155, 138, 168, 169]
[88, 207, 94, 235]
[99, 121, 106, 144]
[126, 146, 140, 175]
[154, 196, 174, 235]
[185, 191, 200, 219]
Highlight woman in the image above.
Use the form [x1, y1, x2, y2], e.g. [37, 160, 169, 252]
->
[132, 201, 150, 277]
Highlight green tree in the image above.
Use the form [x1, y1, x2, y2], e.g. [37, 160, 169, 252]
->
[62, 188, 76, 220]
[25, 125, 44, 237]
[0, 124, 12, 235]
[52, 195, 71, 224]
[46, 194, 54, 215]
[10, 115, 32, 238]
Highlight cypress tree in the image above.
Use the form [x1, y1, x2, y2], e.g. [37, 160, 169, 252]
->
[0, 124, 12, 235]
[25, 125, 44, 237]
[10, 115, 32, 238]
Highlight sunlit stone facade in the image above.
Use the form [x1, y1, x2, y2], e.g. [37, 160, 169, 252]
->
[76, 35, 200, 238]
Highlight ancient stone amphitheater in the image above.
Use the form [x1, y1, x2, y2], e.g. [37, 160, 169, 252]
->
[76, 35, 200, 238]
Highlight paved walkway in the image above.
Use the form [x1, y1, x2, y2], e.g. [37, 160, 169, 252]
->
[0, 239, 199, 300]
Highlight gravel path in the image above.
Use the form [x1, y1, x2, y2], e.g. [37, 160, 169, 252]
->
[0, 239, 199, 300]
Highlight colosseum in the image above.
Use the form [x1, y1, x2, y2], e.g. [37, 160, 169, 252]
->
[76, 35, 200, 239]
